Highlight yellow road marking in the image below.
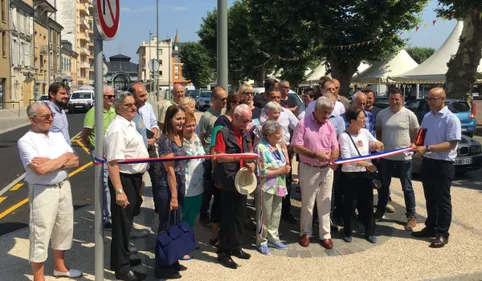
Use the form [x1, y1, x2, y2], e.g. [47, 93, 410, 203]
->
[74, 139, 90, 155]
[10, 183, 23, 191]
[0, 161, 93, 220]
[0, 197, 6, 203]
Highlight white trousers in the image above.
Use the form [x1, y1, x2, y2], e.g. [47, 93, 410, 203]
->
[28, 180, 73, 263]
[299, 163, 333, 239]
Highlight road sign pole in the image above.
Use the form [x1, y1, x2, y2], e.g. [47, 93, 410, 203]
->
[93, 23, 105, 281]
[217, 0, 228, 90]
[156, 0, 160, 103]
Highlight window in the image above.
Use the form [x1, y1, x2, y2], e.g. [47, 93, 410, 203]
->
[174, 66, 179, 73]
[175, 75, 179, 80]
[1, 0, 5, 22]
[1, 32, 6, 57]
[158, 70, 163, 77]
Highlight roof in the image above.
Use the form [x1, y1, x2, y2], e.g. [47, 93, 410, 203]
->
[352, 50, 418, 84]
[389, 21, 482, 84]
[109, 54, 131, 61]
[106, 54, 138, 74]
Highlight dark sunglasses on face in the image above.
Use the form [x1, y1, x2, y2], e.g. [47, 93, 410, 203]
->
[104, 95, 115, 99]
[36, 113, 55, 120]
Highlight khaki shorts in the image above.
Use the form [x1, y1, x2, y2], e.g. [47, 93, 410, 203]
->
[28, 180, 73, 263]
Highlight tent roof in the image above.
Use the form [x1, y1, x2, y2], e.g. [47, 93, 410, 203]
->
[306, 61, 370, 82]
[352, 50, 418, 84]
[390, 21, 482, 83]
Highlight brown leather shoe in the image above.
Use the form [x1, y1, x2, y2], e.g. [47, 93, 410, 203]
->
[299, 234, 310, 247]
[321, 239, 334, 249]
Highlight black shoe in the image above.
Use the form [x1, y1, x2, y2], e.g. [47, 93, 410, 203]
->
[218, 255, 238, 269]
[430, 235, 449, 248]
[130, 258, 142, 267]
[115, 270, 145, 281]
[129, 244, 138, 255]
[282, 213, 296, 224]
[104, 221, 112, 229]
[155, 270, 182, 279]
[174, 264, 188, 271]
[199, 217, 212, 227]
[231, 249, 251, 260]
[411, 227, 437, 238]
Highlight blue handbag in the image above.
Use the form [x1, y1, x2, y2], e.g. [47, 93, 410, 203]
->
[155, 210, 197, 266]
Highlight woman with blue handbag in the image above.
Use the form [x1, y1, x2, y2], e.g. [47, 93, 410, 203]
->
[155, 105, 188, 279]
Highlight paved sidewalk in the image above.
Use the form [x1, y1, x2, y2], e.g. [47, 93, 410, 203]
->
[0, 106, 29, 134]
[1, 169, 482, 280]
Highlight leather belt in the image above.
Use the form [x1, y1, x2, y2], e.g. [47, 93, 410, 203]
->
[301, 162, 329, 169]
[32, 178, 67, 188]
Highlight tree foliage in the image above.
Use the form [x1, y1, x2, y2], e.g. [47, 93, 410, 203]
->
[179, 42, 214, 89]
[436, 1, 482, 98]
[406, 47, 435, 64]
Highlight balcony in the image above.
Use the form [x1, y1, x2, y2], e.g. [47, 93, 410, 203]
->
[77, 3, 89, 17]
[78, 33, 87, 42]
[80, 47, 90, 56]
[39, 45, 48, 54]
[77, 78, 89, 85]
[80, 63, 90, 69]
[80, 18, 89, 28]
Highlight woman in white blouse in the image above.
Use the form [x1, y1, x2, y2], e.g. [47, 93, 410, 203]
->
[338, 108, 383, 244]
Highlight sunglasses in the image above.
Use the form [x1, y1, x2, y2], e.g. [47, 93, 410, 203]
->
[281, 86, 290, 89]
[243, 92, 254, 96]
[104, 95, 115, 99]
[35, 113, 55, 120]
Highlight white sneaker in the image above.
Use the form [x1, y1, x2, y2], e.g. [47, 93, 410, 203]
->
[53, 269, 83, 278]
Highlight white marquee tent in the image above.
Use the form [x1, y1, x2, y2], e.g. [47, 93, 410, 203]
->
[305, 61, 370, 82]
[352, 50, 419, 84]
[390, 21, 482, 83]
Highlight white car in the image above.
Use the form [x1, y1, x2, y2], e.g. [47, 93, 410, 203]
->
[68, 90, 95, 113]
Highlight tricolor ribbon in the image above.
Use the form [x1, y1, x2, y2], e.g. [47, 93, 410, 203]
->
[332, 147, 414, 165]
[94, 153, 260, 165]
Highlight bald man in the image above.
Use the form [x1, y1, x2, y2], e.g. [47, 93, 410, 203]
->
[343, 92, 376, 137]
[158, 84, 185, 130]
[412, 87, 461, 248]
[332, 79, 350, 109]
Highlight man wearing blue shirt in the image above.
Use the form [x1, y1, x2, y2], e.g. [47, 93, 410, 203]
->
[412, 87, 461, 248]
[342, 92, 376, 137]
[47, 82, 70, 143]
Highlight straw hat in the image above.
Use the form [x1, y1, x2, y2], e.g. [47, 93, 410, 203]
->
[234, 167, 257, 195]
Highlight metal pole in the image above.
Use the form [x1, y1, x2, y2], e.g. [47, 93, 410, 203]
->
[217, 0, 228, 90]
[156, 0, 160, 103]
[93, 23, 104, 281]
[149, 29, 152, 94]
[168, 38, 171, 99]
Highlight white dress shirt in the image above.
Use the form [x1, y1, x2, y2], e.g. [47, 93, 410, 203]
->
[18, 130, 73, 185]
[105, 115, 149, 174]
[137, 102, 159, 132]
[260, 107, 299, 145]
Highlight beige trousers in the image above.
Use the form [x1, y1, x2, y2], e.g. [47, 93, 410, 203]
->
[299, 163, 333, 239]
[255, 190, 283, 246]
[28, 180, 73, 263]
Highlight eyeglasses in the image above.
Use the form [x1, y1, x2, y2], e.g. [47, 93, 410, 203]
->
[281, 86, 290, 89]
[425, 97, 442, 101]
[104, 95, 115, 99]
[243, 92, 254, 96]
[35, 113, 55, 120]
[123, 103, 135, 108]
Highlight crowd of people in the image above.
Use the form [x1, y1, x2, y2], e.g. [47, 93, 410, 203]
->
[17, 78, 461, 281]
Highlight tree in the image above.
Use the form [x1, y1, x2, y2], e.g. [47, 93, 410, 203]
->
[437, 2, 482, 99]
[179, 42, 214, 89]
[251, 0, 429, 96]
[406, 47, 436, 64]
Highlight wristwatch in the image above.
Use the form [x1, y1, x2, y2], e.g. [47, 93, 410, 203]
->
[116, 188, 124, 195]
[425, 146, 431, 154]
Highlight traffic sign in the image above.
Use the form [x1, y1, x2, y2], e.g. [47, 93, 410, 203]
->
[93, 0, 120, 40]
[148, 59, 160, 72]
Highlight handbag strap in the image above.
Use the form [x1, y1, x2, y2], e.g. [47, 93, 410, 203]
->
[165, 209, 181, 231]
[344, 130, 362, 157]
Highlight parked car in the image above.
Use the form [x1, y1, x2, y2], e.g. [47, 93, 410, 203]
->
[196, 91, 211, 111]
[373, 96, 389, 109]
[68, 90, 95, 113]
[38, 95, 49, 101]
[405, 99, 476, 137]
[186, 90, 200, 100]
[411, 134, 482, 175]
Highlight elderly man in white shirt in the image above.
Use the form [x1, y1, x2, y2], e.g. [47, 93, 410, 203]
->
[105, 92, 149, 281]
[305, 80, 345, 118]
[18, 102, 81, 281]
[260, 87, 299, 223]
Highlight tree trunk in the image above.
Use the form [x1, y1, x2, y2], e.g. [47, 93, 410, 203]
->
[328, 56, 359, 97]
[445, 16, 482, 99]
[254, 66, 266, 87]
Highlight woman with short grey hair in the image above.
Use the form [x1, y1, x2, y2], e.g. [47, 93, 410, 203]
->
[254, 120, 290, 255]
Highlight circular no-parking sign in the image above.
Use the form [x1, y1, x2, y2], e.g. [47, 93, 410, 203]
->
[93, 0, 120, 40]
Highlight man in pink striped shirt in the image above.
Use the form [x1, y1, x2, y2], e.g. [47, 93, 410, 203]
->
[292, 96, 339, 249]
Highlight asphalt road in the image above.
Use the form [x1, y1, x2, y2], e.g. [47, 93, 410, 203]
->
[0, 112, 95, 236]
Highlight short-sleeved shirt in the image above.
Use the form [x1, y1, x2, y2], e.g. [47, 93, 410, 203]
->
[105, 115, 149, 174]
[260, 107, 298, 145]
[199, 107, 223, 153]
[292, 115, 338, 166]
[214, 128, 252, 168]
[133, 114, 148, 148]
[367, 105, 382, 120]
[376, 107, 419, 161]
[48, 101, 70, 143]
[342, 110, 376, 137]
[255, 138, 287, 196]
[328, 113, 346, 137]
[183, 135, 205, 197]
[158, 101, 176, 125]
[83, 106, 116, 149]
[420, 106, 461, 161]
[138, 102, 159, 132]
[158, 136, 188, 190]
[280, 95, 298, 110]
[209, 115, 232, 149]
[18, 130, 73, 185]
[338, 129, 378, 172]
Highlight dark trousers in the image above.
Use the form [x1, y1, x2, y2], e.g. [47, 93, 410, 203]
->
[218, 189, 247, 255]
[421, 158, 454, 236]
[282, 147, 294, 217]
[154, 182, 185, 277]
[148, 148, 162, 213]
[200, 160, 214, 221]
[378, 159, 416, 217]
[108, 172, 143, 275]
[342, 172, 375, 237]
[331, 166, 343, 219]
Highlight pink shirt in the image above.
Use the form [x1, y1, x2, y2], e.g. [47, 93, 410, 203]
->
[292, 115, 338, 166]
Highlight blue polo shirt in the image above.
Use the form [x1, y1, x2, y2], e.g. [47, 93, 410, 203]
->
[342, 110, 376, 137]
[328, 113, 346, 137]
[420, 106, 461, 161]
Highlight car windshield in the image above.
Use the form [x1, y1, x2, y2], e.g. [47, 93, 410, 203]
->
[447, 101, 470, 113]
[71, 92, 92, 99]
[39, 96, 49, 101]
[201, 91, 211, 98]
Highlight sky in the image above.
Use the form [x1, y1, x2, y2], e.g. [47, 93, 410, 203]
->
[104, 0, 457, 63]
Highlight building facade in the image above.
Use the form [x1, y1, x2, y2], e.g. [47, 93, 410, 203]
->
[60, 40, 78, 85]
[0, 0, 11, 107]
[105, 54, 138, 91]
[137, 36, 172, 90]
[48, 18, 62, 85]
[171, 30, 190, 86]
